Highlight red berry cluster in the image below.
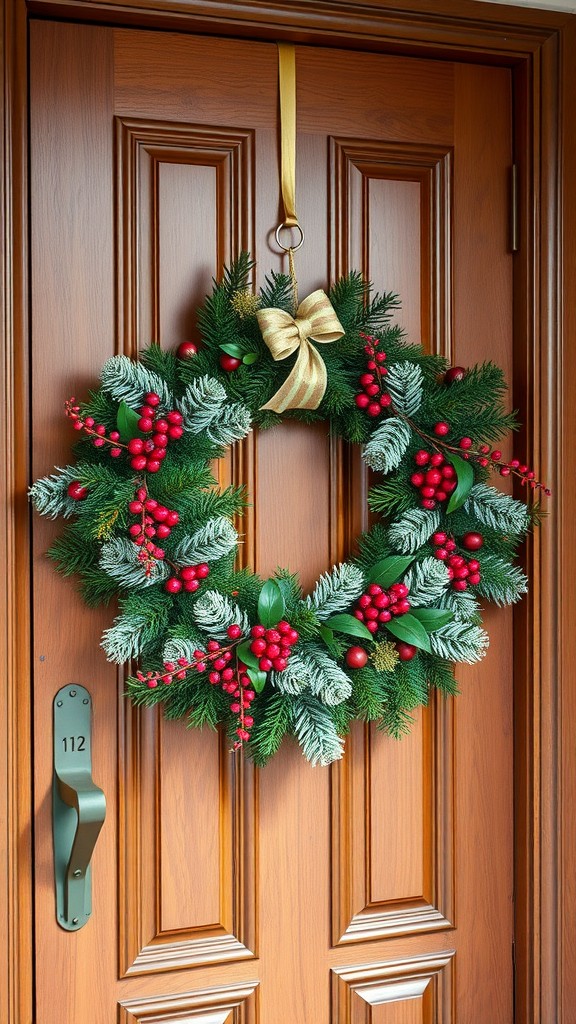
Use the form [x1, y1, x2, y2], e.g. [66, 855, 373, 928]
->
[164, 563, 210, 594]
[65, 398, 124, 457]
[137, 624, 256, 747]
[410, 450, 457, 509]
[249, 621, 299, 673]
[428, 423, 551, 496]
[353, 582, 410, 634]
[431, 532, 481, 591]
[354, 333, 392, 419]
[127, 393, 184, 474]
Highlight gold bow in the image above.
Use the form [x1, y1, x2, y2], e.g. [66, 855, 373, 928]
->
[256, 290, 344, 413]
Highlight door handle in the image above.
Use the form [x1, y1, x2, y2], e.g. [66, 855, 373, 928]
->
[53, 685, 106, 931]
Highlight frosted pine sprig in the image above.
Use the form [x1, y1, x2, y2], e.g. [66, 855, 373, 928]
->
[177, 375, 227, 432]
[386, 361, 424, 417]
[475, 554, 528, 606]
[291, 690, 345, 766]
[404, 557, 450, 607]
[99, 537, 169, 588]
[101, 612, 151, 663]
[28, 465, 81, 519]
[307, 562, 365, 620]
[429, 620, 489, 663]
[173, 517, 238, 565]
[362, 417, 411, 473]
[193, 589, 250, 640]
[206, 403, 252, 446]
[387, 507, 440, 554]
[100, 355, 171, 409]
[463, 484, 531, 535]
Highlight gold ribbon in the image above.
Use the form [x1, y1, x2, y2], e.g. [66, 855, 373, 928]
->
[257, 290, 344, 413]
[278, 42, 298, 230]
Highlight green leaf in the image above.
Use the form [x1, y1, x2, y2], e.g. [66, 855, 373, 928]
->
[236, 640, 259, 670]
[384, 613, 432, 652]
[116, 400, 141, 441]
[446, 452, 475, 513]
[410, 607, 454, 632]
[258, 578, 286, 629]
[219, 343, 244, 358]
[247, 666, 267, 693]
[369, 555, 415, 588]
[318, 624, 340, 657]
[242, 352, 259, 365]
[325, 613, 373, 641]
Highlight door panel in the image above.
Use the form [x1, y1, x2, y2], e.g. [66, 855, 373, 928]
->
[31, 21, 513, 1022]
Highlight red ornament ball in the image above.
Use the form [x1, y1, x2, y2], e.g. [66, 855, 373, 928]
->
[462, 532, 484, 551]
[176, 341, 200, 360]
[219, 353, 242, 372]
[345, 646, 368, 669]
[396, 642, 417, 661]
[67, 480, 88, 500]
[444, 365, 466, 384]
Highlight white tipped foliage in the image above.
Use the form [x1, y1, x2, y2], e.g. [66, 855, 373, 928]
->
[28, 465, 81, 519]
[291, 690, 345, 766]
[386, 361, 424, 417]
[177, 375, 228, 432]
[162, 636, 203, 666]
[173, 517, 238, 565]
[362, 417, 412, 474]
[307, 562, 365, 620]
[405, 557, 450, 607]
[100, 355, 171, 409]
[476, 554, 528, 606]
[271, 646, 351, 705]
[430, 620, 489, 663]
[206, 403, 252, 446]
[438, 588, 481, 623]
[269, 655, 310, 696]
[193, 589, 249, 640]
[387, 507, 440, 554]
[101, 612, 150, 663]
[99, 537, 168, 588]
[463, 484, 531, 535]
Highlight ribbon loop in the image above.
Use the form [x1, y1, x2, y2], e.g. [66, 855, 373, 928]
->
[256, 290, 344, 413]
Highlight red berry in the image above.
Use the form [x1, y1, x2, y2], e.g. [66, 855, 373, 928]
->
[364, 607, 379, 620]
[491, 450, 502, 461]
[421, 499, 436, 509]
[425, 469, 442, 486]
[345, 646, 368, 669]
[380, 393, 392, 407]
[359, 372, 374, 386]
[396, 642, 417, 661]
[435, 490, 447, 502]
[394, 598, 411, 615]
[421, 486, 436, 499]
[355, 393, 370, 409]
[366, 620, 379, 633]
[168, 425, 184, 440]
[277, 621, 291, 635]
[129, 524, 141, 537]
[154, 506, 168, 521]
[500, 466, 511, 476]
[444, 366, 466, 384]
[227, 624, 243, 640]
[430, 453, 444, 467]
[265, 629, 281, 643]
[415, 450, 430, 465]
[266, 643, 281, 659]
[459, 437, 473, 449]
[195, 563, 210, 579]
[128, 500, 143, 514]
[156, 524, 171, 540]
[167, 410, 183, 426]
[434, 421, 450, 436]
[165, 511, 179, 526]
[435, 548, 448, 560]
[179, 566, 196, 580]
[468, 572, 481, 585]
[146, 459, 161, 473]
[259, 657, 273, 672]
[138, 417, 154, 432]
[411, 472, 425, 487]
[373, 592, 390, 609]
[462, 532, 484, 551]
[176, 341, 199, 360]
[251, 624, 265, 638]
[272, 657, 288, 672]
[250, 639, 267, 657]
[378, 609, 392, 622]
[367, 402, 381, 417]
[432, 532, 447, 546]
[67, 480, 88, 500]
[452, 580, 468, 591]
[365, 383, 380, 397]
[165, 577, 182, 594]
[220, 353, 242, 372]
[287, 629, 299, 644]
[130, 455, 147, 471]
[368, 583, 382, 596]
[152, 433, 168, 448]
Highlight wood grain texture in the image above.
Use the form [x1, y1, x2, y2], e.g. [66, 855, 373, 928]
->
[0, 4, 568, 1024]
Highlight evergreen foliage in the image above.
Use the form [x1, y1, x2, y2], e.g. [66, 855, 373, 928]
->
[30, 252, 543, 767]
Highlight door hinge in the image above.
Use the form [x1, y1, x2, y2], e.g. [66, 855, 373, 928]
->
[510, 164, 519, 253]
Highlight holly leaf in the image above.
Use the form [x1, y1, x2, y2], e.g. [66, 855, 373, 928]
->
[319, 624, 341, 658]
[236, 640, 259, 670]
[257, 578, 286, 629]
[219, 343, 245, 358]
[242, 352, 259, 365]
[410, 607, 454, 632]
[369, 555, 415, 588]
[246, 666, 267, 693]
[325, 613, 373, 641]
[446, 452, 475, 513]
[116, 400, 141, 441]
[384, 613, 431, 652]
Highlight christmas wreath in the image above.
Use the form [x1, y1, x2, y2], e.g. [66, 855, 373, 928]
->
[30, 254, 547, 766]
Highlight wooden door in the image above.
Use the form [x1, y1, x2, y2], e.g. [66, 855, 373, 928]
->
[30, 20, 514, 1022]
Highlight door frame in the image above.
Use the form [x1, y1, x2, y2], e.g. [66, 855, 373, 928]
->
[3, 1, 574, 1021]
